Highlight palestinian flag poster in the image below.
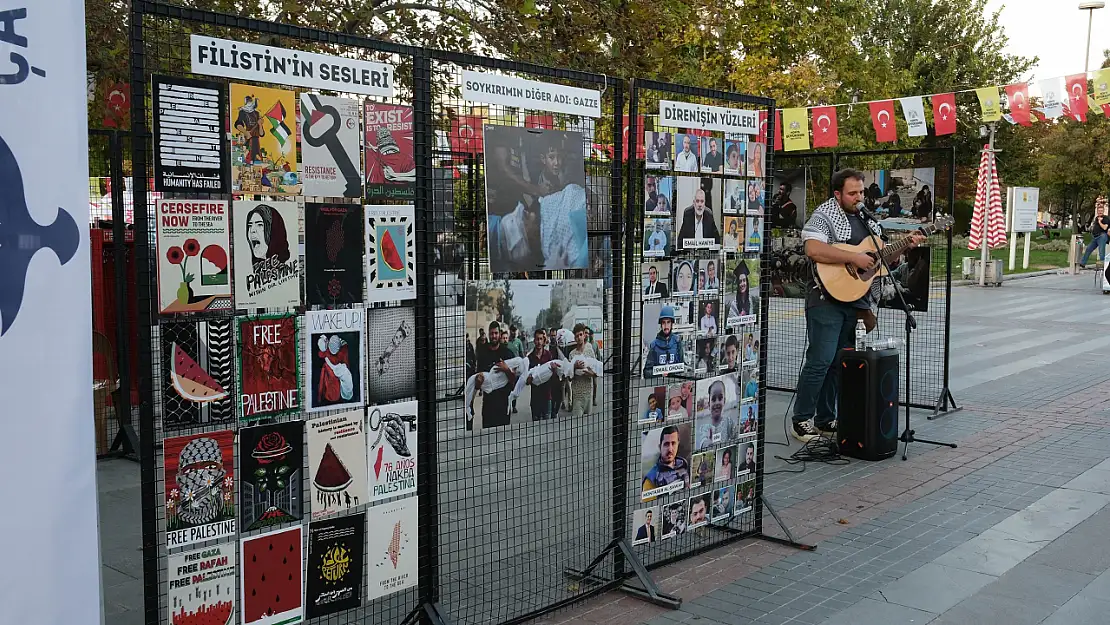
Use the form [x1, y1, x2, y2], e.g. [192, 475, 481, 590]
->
[366, 495, 418, 601]
[304, 203, 364, 307]
[155, 199, 233, 314]
[365, 205, 416, 303]
[304, 308, 366, 413]
[307, 410, 367, 519]
[239, 421, 304, 532]
[160, 319, 235, 430]
[306, 512, 366, 618]
[367, 400, 418, 504]
[364, 102, 415, 200]
[233, 200, 302, 310]
[236, 314, 300, 422]
[164, 430, 236, 549]
[167, 542, 236, 625]
[230, 83, 301, 195]
[240, 526, 304, 625]
[299, 94, 362, 198]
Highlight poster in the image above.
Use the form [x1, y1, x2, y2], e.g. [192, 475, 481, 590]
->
[641, 300, 692, 378]
[676, 177, 721, 250]
[667, 382, 694, 420]
[673, 134, 700, 172]
[746, 141, 766, 178]
[691, 450, 715, 488]
[640, 423, 691, 501]
[230, 83, 301, 195]
[767, 237, 808, 299]
[879, 246, 931, 312]
[723, 215, 743, 251]
[239, 421, 304, 532]
[694, 336, 717, 372]
[237, 314, 300, 421]
[720, 333, 740, 371]
[645, 131, 671, 170]
[308, 410, 368, 517]
[167, 542, 236, 625]
[364, 102, 415, 200]
[712, 486, 734, 522]
[637, 386, 667, 423]
[631, 507, 659, 546]
[724, 140, 745, 176]
[365, 205, 416, 303]
[306, 513, 365, 618]
[233, 200, 301, 310]
[694, 374, 739, 450]
[161, 319, 235, 430]
[367, 400, 418, 503]
[724, 258, 759, 328]
[745, 179, 765, 216]
[300, 94, 362, 198]
[164, 430, 237, 548]
[740, 401, 759, 436]
[156, 199, 232, 314]
[699, 257, 721, 294]
[724, 179, 745, 214]
[661, 500, 687, 539]
[641, 261, 671, 299]
[366, 306, 417, 403]
[153, 75, 229, 193]
[483, 126, 589, 272]
[700, 135, 724, 173]
[366, 496, 419, 601]
[888, 168, 936, 220]
[770, 169, 806, 228]
[643, 216, 673, 257]
[715, 444, 736, 482]
[738, 440, 757, 477]
[736, 479, 755, 514]
[688, 492, 711, 529]
[741, 366, 759, 402]
[746, 215, 762, 253]
[240, 526, 304, 625]
[644, 176, 673, 216]
[305, 203, 364, 307]
[304, 308, 366, 413]
[672, 260, 697, 297]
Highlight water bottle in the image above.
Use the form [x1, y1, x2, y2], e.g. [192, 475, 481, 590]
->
[854, 319, 866, 351]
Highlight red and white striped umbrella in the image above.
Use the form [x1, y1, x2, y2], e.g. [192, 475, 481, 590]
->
[968, 144, 1007, 250]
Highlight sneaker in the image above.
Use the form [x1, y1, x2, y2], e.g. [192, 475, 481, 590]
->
[816, 420, 838, 436]
[791, 420, 819, 443]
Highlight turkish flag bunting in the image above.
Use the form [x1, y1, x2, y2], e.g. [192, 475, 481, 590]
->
[811, 106, 839, 148]
[1005, 84, 1031, 126]
[622, 115, 645, 162]
[869, 101, 897, 143]
[525, 114, 554, 129]
[1065, 74, 1089, 122]
[449, 115, 484, 157]
[774, 109, 783, 151]
[931, 93, 958, 136]
[753, 111, 768, 144]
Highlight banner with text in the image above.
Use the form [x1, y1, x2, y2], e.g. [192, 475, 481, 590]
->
[659, 100, 759, 135]
[461, 70, 602, 118]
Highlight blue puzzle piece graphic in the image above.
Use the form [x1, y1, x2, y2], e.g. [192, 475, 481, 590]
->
[0, 133, 80, 335]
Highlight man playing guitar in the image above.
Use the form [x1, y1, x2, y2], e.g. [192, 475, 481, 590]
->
[790, 169, 924, 443]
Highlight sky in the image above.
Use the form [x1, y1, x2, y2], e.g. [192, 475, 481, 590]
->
[986, 0, 1110, 80]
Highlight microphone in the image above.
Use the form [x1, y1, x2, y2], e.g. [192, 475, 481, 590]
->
[855, 202, 880, 223]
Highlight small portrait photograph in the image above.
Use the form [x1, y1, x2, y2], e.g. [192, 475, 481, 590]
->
[643, 217, 674, 258]
[688, 492, 712, 529]
[695, 375, 739, 449]
[724, 178, 746, 215]
[641, 261, 672, 299]
[741, 366, 759, 402]
[771, 168, 807, 228]
[715, 444, 736, 482]
[724, 140, 745, 176]
[677, 177, 723, 250]
[723, 216, 743, 251]
[632, 506, 660, 546]
[637, 385, 668, 423]
[672, 259, 697, 297]
[700, 134, 725, 174]
[745, 215, 763, 253]
[746, 179, 765, 216]
[695, 336, 717, 372]
[641, 423, 692, 500]
[746, 141, 766, 179]
[724, 259, 760, 327]
[645, 131, 672, 170]
[661, 500, 687, 539]
[645, 175, 674, 216]
[667, 381, 694, 420]
[680, 329, 697, 369]
[691, 450, 716, 488]
[738, 441, 757, 476]
[641, 299, 694, 373]
[740, 401, 759, 435]
[700, 257, 721, 293]
[712, 485, 734, 522]
[673, 133, 701, 172]
[697, 300, 719, 337]
[719, 333, 740, 371]
[736, 479, 755, 513]
[742, 331, 758, 366]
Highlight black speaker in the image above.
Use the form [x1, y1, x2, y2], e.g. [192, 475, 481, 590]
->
[837, 347, 899, 461]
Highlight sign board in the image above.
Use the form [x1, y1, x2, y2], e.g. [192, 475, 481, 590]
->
[461, 70, 602, 118]
[1010, 186, 1039, 233]
[659, 100, 759, 135]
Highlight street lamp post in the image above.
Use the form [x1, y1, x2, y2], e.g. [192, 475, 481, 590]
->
[1081, 2, 1105, 74]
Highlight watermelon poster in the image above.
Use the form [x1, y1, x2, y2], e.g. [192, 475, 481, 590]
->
[367, 400, 417, 504]
[364, 102, 415, 200]
[161, 319, 236, 430]
[167, 542, 236, 625]
[365, 205, 416, 303]
[164, 430, 236, 549]
[366, 495, 418, 601]
[306, 513, 365, 618]
[230, 83, 301, 195]
[304, 204, 364, 307]
[307, 410, 367, 518]
[240, 526, 304, 625]
[366, 306, 417, 403]
[155, 199, 233, 314]
[304, 308, 366, 413]
[239, 421, 304, 532]
[299, 94, 362, 198]
[233, 200, 302, 310]
[236, 314, 300, 421]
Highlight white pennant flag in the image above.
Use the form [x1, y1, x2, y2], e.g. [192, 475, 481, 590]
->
[1038, 78, 1064, 119]
[899, 96, 928, 137]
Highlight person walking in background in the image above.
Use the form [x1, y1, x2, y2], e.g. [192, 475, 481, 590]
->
[1080, 196, 1110, 269]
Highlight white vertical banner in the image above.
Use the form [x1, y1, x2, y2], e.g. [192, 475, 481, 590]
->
[0, 4, 100, 625]
[898, 96, 928, 137]
[1038, 78, 1065, 119]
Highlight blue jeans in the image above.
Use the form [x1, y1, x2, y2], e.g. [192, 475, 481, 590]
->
[1081, 233, 1107, 266]
[793, 304, 857, 428]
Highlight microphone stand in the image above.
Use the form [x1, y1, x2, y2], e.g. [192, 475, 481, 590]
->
[858, 208, 956, 460]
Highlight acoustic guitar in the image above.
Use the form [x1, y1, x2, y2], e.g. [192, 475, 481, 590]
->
[815, 215, 954, 303]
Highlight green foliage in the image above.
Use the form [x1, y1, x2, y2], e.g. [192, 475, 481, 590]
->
[951, 199, 974, 235]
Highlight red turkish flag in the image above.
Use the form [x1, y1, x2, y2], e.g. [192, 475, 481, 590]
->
[931, 93, 957, 136]
[869, 101, 897, 143]
[1065, 74, 1089, 121]
[622, 115, 645, 161]
[103, 82, 130, 128]
[1005, 84, 1031, 126]
[811, 106, 839, 148]
[449, 115, 484, 158]
[525, 114, 554, 129]
[753, 111, 768, 144]
[774, 110, 783, 151]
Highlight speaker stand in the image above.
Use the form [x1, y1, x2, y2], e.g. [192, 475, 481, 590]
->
[899, 315, 956, 460]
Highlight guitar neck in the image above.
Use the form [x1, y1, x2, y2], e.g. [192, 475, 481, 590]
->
[879, 225, 938, 263]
